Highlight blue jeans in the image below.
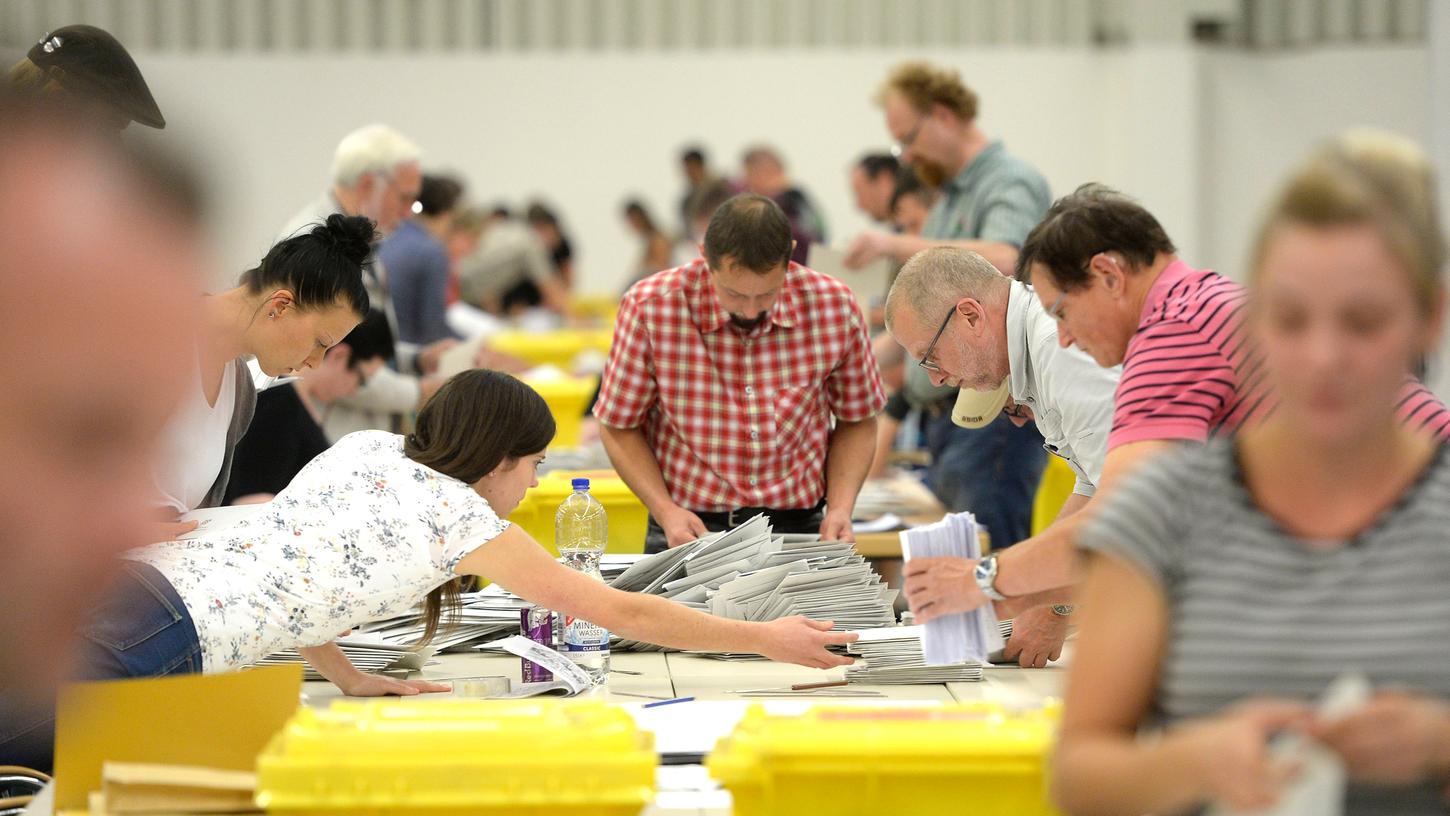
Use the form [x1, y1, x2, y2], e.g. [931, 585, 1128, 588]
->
[0, 561, 201, 772]
[924, 411, 1047, 549]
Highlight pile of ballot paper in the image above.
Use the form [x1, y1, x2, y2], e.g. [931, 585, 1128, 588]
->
[845, 625, 983, 684]
[899, 511, 1005, 665]
[348, 554, 647, 654]
[256, 634, 436, 681]
[321, 555, 654, 665]
[351, 586, 530, 652]
[608, 515, 898, 652]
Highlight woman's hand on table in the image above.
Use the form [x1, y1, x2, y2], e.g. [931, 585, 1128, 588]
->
[338, 674, 453, 697]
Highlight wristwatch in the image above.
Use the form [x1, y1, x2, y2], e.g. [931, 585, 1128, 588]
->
[1051, 604, 1075, 617]
[973, 553, 1008, 601]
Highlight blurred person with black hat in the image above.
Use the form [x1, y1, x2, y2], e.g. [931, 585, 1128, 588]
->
[6, 24, 164, 131]
[0, 91, 199, 769]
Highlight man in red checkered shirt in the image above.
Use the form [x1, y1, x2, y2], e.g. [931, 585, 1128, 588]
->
[597, 194, 886, 553]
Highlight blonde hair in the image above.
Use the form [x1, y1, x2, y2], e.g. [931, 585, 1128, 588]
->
[1252, 128, 1445, 314]
[877, 61, 978, 121]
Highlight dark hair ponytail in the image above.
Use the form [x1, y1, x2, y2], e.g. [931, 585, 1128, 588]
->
[242, 213, 374, 315]
[405, 369, 556, 644]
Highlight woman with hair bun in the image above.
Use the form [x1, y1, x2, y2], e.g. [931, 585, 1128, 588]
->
[150, 213, 375, 537]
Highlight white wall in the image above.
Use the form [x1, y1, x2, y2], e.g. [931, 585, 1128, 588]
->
[1199, 45, 1429, 281]
[136, 48, 1195, 293]
[130, 44, 1427, 297]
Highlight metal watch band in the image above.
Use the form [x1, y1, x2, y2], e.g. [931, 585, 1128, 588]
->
[974, 554, 1008, 602]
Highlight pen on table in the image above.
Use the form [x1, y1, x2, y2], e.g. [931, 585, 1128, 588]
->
[727, 681, 853, 694]
[609, 668, 644, 676]
[642, 696, 695, 708]
[612, 691, 671, 701]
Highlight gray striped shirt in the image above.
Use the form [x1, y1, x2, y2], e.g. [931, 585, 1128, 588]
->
[1079, 441, 1450, 815]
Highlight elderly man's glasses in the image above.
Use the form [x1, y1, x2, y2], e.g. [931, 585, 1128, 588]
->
[918, 305, 955, 372]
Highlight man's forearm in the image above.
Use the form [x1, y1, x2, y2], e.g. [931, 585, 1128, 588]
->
[888, 234, 1020, 276]
[996, 586, 1075, 619]
[993, 507, 1090, 597]
[824, 416, 877, 516]
[598, 424, 680, 516]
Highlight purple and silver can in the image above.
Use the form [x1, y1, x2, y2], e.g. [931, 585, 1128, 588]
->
[520, 606, 555, 683]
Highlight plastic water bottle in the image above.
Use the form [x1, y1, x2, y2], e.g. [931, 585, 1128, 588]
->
[555, 477, 610, 684]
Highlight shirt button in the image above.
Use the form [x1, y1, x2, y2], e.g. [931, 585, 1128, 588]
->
[750, 430, 759, 440]
[749, 477, 758, 486]
[744, 386, 754, 395]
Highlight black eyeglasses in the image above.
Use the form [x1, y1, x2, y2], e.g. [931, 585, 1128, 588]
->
[918, 306, 955, 372]
[891, 115, 927, 159]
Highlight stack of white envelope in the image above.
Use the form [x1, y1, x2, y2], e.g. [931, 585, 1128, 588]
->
[845, 625, 983, 684]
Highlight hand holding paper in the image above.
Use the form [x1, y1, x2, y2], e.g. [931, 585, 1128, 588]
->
[1206, 674, 1370, 816]
[1310, 688, 1450, 785]
[902, 556, 988, 623]
[1196, 700, 1318, 813]
[899, 512, 1003, 665]
[756, 616, 858, 670]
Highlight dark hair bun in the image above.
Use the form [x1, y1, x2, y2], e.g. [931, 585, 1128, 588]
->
[314, 213, 376, 267]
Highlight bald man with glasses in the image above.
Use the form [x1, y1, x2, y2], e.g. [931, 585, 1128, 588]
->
[886, 247, 1120, 667]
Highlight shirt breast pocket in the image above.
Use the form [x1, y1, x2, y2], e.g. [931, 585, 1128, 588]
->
[771, 386, 820, 461]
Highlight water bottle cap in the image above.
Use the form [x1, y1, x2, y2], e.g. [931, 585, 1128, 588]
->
[571, 477, 590, 491]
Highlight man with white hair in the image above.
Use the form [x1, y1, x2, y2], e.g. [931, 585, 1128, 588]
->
[885, 247, 1119, 667]
[278, 124, 449, 437]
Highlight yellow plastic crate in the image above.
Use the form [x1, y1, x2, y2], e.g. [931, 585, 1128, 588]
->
[508, 471, 648, 555]
[255, 699, 655, 815]
[487, 328, 614, 371]
[520, 374, 597, 449]
[570, 294, 621, 325]
[1032, 456, 1078, 536]
[708, 703, 1063, 816]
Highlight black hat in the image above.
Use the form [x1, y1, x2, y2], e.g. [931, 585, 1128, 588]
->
[26, 24, 165, 129]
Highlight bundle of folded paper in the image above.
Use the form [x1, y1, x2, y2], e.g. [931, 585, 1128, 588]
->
[606, 514, 898, 652]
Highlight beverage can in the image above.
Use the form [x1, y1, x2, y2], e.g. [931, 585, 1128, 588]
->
[519, 606, 555, 683]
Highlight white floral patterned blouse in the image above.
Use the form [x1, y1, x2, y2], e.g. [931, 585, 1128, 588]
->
[127, 431, 512, 672]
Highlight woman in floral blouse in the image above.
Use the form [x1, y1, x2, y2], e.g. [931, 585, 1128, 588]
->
[2, 369, 860, 769]
[145, 370, 859, 674]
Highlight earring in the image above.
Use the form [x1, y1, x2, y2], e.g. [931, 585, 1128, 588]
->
[269, 312, 276, 319]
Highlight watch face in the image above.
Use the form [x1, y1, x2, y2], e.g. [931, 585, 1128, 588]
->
[973, 557, 993, 582]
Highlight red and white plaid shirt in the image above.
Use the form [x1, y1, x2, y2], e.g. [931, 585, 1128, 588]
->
[595, 258, 886, 512]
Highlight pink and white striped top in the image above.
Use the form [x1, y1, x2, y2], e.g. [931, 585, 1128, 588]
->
[1108, 260, 1450, 450]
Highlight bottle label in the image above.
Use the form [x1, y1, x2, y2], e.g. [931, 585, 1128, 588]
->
[562, 616, 610, 652]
